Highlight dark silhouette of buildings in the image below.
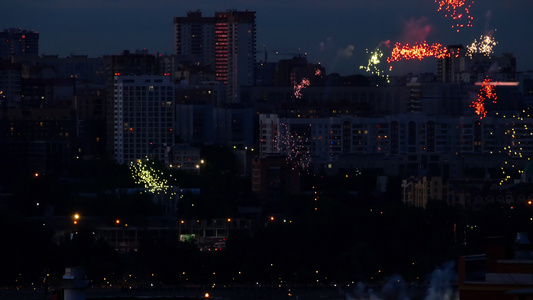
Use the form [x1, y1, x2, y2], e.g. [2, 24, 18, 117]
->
[174, 10, 256, 103]
[0, 28, 39, 58]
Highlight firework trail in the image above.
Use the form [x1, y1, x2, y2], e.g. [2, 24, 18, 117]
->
[471, 77, 497, 119]
[387, 41, 449, 64]
[293, 78, 310, 99]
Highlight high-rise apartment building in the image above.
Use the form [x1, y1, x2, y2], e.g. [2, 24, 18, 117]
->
[437, 45, 517, 83]
[174, 10, 256, 103]
[0, 28, 39, 58]
[174, 11, 216, 67]
[113, 75, 174, 165]
[259, 113, 533, 172]
[106, 50, 162, 158]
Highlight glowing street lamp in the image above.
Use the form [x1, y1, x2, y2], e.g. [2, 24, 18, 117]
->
[72, 213, 80, 225]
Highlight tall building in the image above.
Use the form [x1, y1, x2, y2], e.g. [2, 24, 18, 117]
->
[173, 11, 216, 67]
[173, 10, 256, 103]
[113, 75, 174, 165]
[0, 107, 75, 176]
[437, 45, 517, 84]
[105, 50, 162, 158]
[258, 112, 533, 178]
[0, 28, 39, 58]
[0, 60, 21, 107]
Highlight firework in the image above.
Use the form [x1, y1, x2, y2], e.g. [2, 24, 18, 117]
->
[130, 159, 170, 194]
[293, 78, 310, 99]
[496, 109, 533, 185]
[471, 77, 497, 119]
[466, 34, 498, 58]
[279, 123, 311, 172]
[435, 0, 474, 32]
[386, 41, 449, 64]
[360, 41, 391, 82]
[315, 68, 322, 76]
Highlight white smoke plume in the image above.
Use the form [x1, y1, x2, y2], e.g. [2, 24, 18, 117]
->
[344, 261, 458, 300]
[424, 261, 458, 300]
[338, 44, 355, 58]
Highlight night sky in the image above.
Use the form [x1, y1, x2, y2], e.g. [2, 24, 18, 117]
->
[2, 0, 532, 75]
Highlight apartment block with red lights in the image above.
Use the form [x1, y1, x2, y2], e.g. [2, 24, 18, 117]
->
[174, 10, 256, 103]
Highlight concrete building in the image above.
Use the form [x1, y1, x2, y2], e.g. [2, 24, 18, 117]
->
[0, 28, 39, 58]
[401, 176, 447, 208]
[176, 103, 255, 148]
[459, 234, 533, 300]
[173, 10, 256, 103]
[73, 86, 107, 159]
[438, 45, 517, 84]
[259, 113, 532, 159]
[259, 113, 533, 178]
[178, 218, 252, 251]
[251, 155, 302, 203]
[0, 107, 75, 176]
[0, 60, 21, 107]
[11, 54, 106, 86]
[168, 144, 201, 173]
[173, 11, 216, 68]
[105, 50, 163, 157]
[113, 75, 174, 165]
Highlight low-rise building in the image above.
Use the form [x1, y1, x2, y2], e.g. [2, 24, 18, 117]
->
[459, 233, 533, 300]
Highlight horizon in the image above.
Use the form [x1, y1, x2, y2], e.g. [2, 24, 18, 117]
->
[2, 1, 533, 75]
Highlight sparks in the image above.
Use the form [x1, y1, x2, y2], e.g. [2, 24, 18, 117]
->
[471, 77, 498, 119]
[466, 34, 498, 58]
[279, 123, 311, 173]
[497, 109, 533, 185]
[360, 40, 390, 82]
[435, 0, 474, 31]
[293, 78, 310, 99]
[130, 159, 170, 194]
[386, 41, 450, 64]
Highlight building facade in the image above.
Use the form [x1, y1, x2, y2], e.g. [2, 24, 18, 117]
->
[459, 234, 533, 300]
[113, 75, 174, 165]
[259, 113, 533, 179]
[173, 10, 256, 103]
[0, 28, 39, 58]
[173, 11, 216, 67]
[260, 113, 533, 159]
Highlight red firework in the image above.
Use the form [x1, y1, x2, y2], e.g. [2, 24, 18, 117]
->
[471, 77, 498, 119]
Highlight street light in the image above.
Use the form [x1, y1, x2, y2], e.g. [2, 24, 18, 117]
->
[72, 213, 80, 225]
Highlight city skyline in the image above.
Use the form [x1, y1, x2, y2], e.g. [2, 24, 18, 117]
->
[2, 0, 533, 75]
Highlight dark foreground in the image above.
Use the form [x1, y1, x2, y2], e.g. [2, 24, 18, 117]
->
[0, 284, 434, 300]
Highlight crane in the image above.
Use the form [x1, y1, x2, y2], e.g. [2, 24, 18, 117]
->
[273, 49, 308, 58]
